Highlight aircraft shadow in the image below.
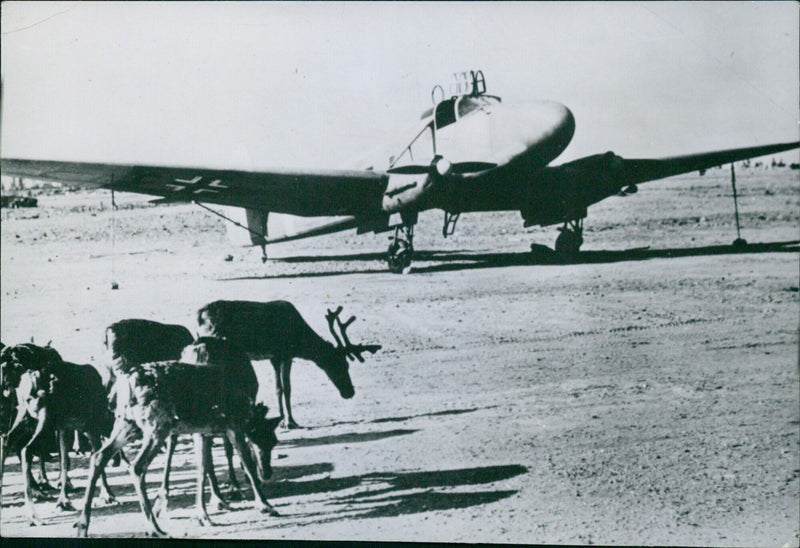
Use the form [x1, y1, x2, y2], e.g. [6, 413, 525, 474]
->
[219, 240, 798, 280]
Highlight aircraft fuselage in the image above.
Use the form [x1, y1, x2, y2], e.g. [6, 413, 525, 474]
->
[381, 96, 576, 215]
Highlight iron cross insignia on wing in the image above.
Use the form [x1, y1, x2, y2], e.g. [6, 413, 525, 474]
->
[165, 176, 229, 195]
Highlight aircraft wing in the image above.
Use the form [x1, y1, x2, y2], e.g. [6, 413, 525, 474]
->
[0, 159, 388, 217]
[607, 140, 800, 186]
[549, 140, 800, 189]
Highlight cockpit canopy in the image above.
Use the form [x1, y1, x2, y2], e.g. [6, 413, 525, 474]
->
[420, 70, 501, 129]
[391, 70, 500, 171]
[434, 94, 500, 130]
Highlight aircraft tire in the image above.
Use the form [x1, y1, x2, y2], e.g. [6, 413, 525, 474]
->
[387, 240, 413, 274]
[555, 229, 581, 263]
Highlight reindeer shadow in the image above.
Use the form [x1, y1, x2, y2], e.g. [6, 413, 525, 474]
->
[279, 428, 418, 449]
[265, 464, 526, 525]
[160, 463, 526, 526]
[327, 406, 497, 428]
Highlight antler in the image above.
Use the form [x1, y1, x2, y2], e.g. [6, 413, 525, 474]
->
[326, 306, 345, 348]
[326, 306, 382, 362]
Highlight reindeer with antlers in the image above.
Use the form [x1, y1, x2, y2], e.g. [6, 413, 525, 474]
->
[196, 300, 381, 429]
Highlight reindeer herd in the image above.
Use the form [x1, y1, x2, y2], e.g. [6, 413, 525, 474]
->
[0, 300, 381, 537]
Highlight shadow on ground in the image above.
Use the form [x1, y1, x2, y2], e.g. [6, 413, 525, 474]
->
[156, 463, 527, 526]
[279, 428, 418, 449]
[327, 406, 497, 427]
[219, 240, 799, 280]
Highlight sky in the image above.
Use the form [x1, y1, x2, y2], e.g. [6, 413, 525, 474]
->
[1, 1, 798, 170]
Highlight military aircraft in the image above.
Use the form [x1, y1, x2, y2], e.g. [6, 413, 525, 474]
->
[2, 70, 798, 272]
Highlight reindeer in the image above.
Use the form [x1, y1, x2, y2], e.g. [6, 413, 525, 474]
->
[7, 350, 116, 525]
[1, 343, 63, 496]
[154, 336, 260, 514]
[196, 300, 381, 429]
[104, 319, 194, 384]
[105, 320, 247, 508]
[73, 360, 282, 538]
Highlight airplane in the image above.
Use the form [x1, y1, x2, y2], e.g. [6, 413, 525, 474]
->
[2, 70, 798, 273]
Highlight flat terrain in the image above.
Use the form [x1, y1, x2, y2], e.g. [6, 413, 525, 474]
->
[1, 168, 798, 545]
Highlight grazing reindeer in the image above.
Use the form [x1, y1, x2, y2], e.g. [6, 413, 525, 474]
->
[8, 353, 115, 525]
[155, 336, 260, 513]
[197, 300, 381, 429]
[74, 361, 282, 538]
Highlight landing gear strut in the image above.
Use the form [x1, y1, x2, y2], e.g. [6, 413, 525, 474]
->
[387, 222, 415, 274]
[555, 218, 583, 263]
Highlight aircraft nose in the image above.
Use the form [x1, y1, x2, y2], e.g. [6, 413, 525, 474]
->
[512, 100, 575, 166]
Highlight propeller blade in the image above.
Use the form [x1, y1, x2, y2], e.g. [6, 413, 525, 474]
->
[387, 161, 496, 176]
[386, 165, 430, 175]
[450, 161, 498, 174]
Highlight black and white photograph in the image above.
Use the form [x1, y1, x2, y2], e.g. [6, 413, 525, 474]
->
[1, 1, 798, 544]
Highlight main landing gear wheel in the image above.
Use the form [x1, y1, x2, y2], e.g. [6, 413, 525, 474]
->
[387, 224, 414, 274]
[555, 219, 583, 263]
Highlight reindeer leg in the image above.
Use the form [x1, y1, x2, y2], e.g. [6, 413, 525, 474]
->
[228, 429, 279, 516]
[21, 407, 50, 526]
[74, 419, 138, 538]
[192, 434, 215, 526]
[271, 359, 286, 425]
[27, 451, 52, 499]
[153, 434, 177, 517]
[21, 444, 44, 526]
[221, 436, 242, 501]
[56, 429, 75, 511]
[281, 360, 300, 429]
[7, 409, 48, 500]
[87, 432, 116, 504]
[206, 437, 231, 510]
[35, 450, 55, 491]
[129, 428, 169, 538]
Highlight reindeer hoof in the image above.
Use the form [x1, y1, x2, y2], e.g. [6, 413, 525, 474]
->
[260, 505, 280, 517]
[225, 488, 244, 501]
[30, 486, 53, 500]
[283, 421, 301, 430]
[57, 500, 76, 512]
[34, 480, 56, 492]
[56, 479, 76, 492]
[193, 513, 215, 527]
[73, 521, 89, 537]
[210, 497, 231, 511]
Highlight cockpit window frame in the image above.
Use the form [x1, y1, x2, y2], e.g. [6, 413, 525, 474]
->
[434, 97, 459, 131]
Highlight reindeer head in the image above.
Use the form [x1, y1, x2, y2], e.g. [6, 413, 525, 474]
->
[0, 343, 62, 399]
[245, 403, 283, 483]
[324, 307, 382, 399]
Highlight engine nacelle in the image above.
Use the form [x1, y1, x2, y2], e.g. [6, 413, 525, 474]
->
[381, 174, 432, 213]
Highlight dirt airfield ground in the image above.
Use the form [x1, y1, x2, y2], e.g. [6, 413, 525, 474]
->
[0, 168, 798, 545]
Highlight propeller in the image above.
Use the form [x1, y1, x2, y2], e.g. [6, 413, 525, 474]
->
[387, 155, 496, 176]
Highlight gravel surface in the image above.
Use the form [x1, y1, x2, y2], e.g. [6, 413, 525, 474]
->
[1, 168, 798, 545]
